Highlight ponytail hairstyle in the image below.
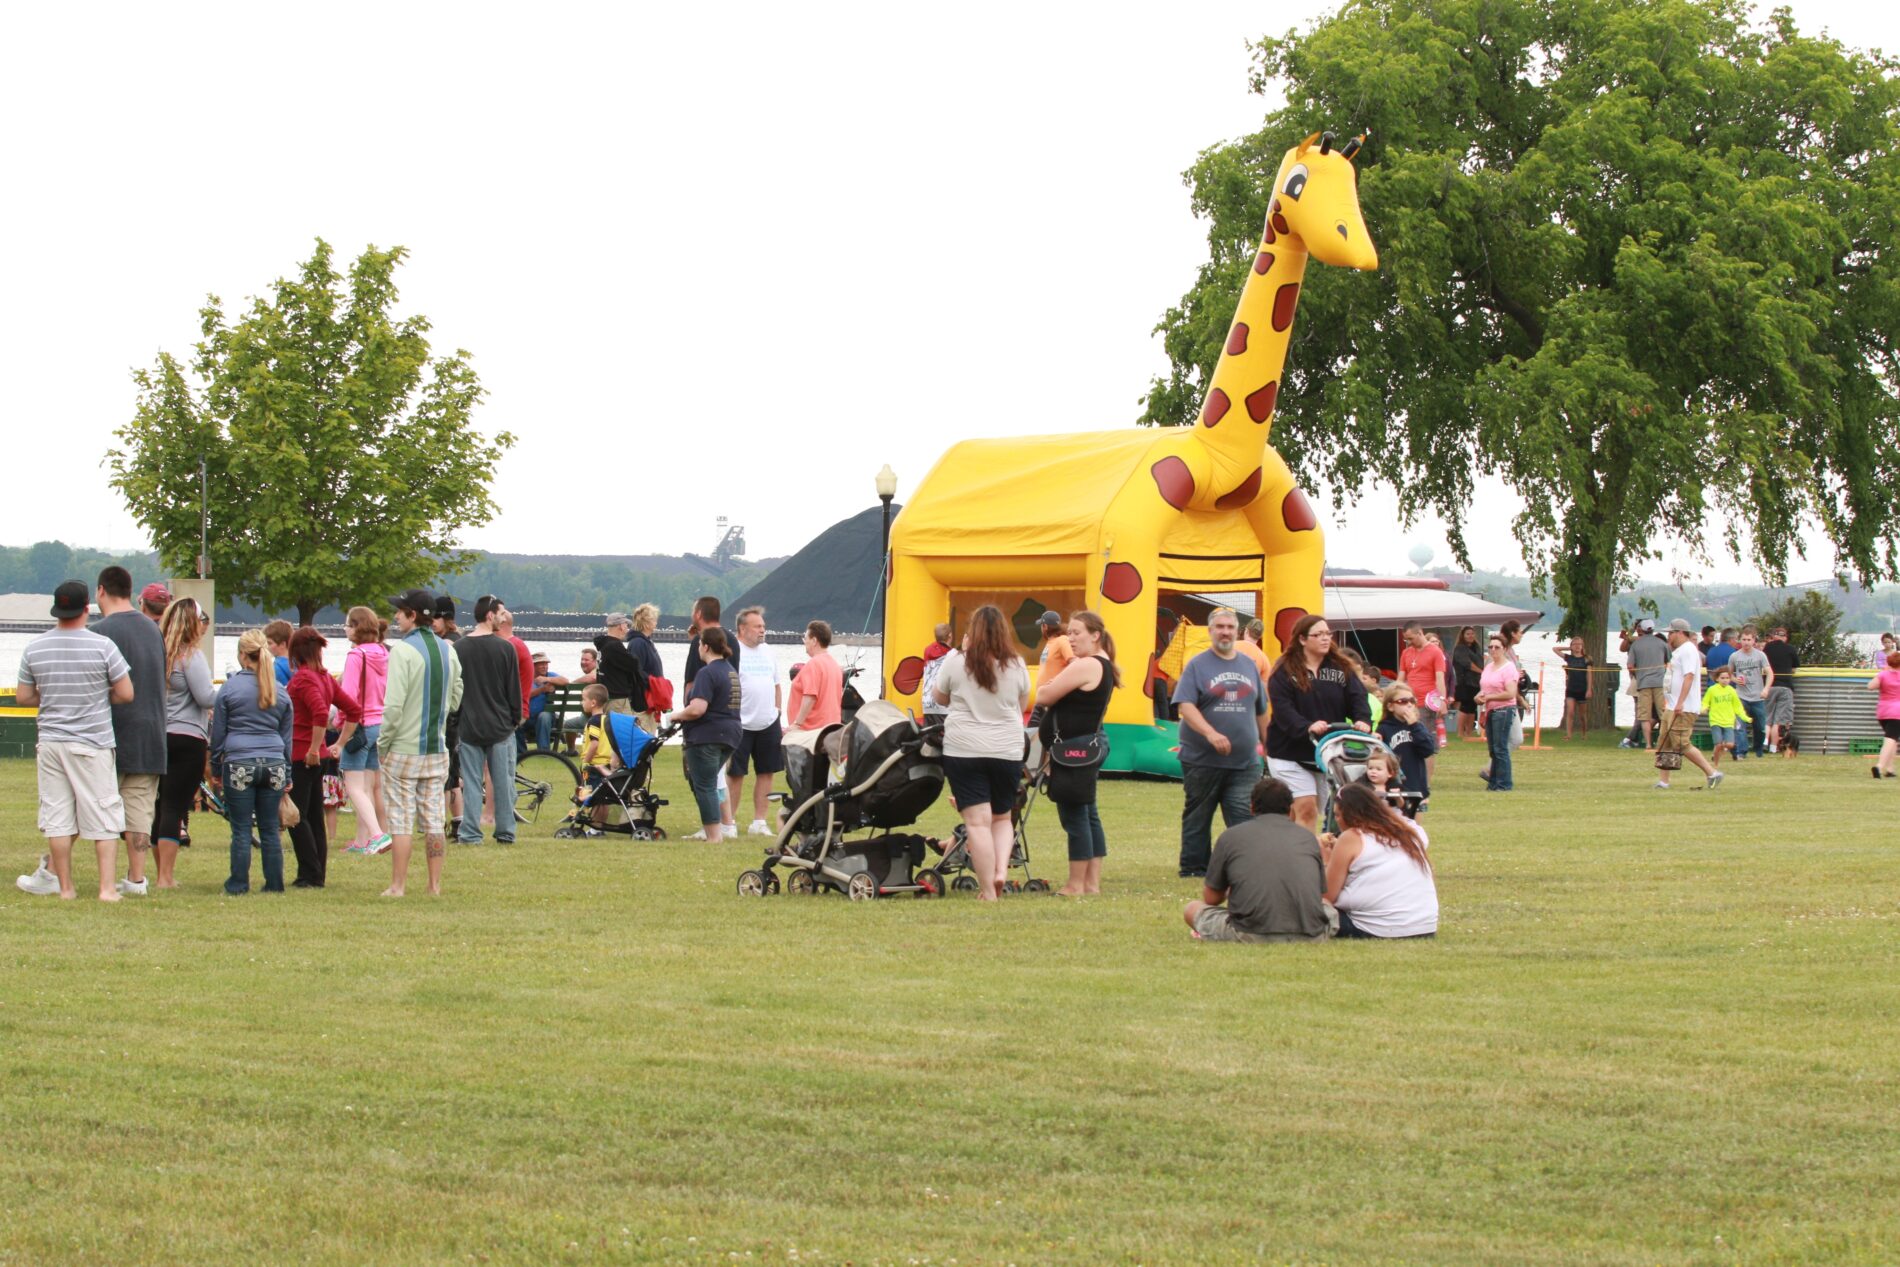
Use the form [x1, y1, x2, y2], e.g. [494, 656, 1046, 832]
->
[962, 604, 1020, 692]
[699, 625, 731, 659]
[159, 596, 205, 678]
[1068, 610, 1121, 687]
[1333, 782, 1428, 873]
[237, 628, 276, 710]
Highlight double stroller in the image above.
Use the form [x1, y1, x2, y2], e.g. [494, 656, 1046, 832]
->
[551, 714, 675, 841]
[1313, 728, 1422, 832]
[737, 700, 947, 900]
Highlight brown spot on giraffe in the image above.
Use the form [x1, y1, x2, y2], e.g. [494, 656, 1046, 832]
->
[892, 656, 925, 694]
[1226, 323, 1249, 355]
[1101, 563, 1143, 605]
[1274, 607, 1308, 650]
[1253, 251, 1274, 274]
[1149, 457, 1195, 510]
[1200, 388, 1230, 427]
[1282, 487, 1317, 532]
[1263, 221, 1276, 245]
[1245, 381, 1278, 424]
[1272, 282, 1301, 332]
[1215, 467, 1263, 510]
[1271, 211, 1290, 236]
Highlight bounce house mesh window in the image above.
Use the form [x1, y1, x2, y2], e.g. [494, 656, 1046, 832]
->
[948, 590, 1085, 657]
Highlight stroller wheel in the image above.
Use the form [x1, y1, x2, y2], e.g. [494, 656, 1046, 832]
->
[786, 869, 816, 896]
[764, 872, 781, 896]
[846, 872, 877, 902]
[552, 826, 578, 840]
[736, 869, 768, 897]
[648, 826, 668, 841]
[1024, 878, 1050, 893]
[1002, 880, 1023, 895]
[915, 868, 946, 898]
[951, 874, 979, 893]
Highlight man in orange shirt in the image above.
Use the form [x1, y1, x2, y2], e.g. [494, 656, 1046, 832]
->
[1238, 618, 1274, 678]
[1029, 611, 1077, 722]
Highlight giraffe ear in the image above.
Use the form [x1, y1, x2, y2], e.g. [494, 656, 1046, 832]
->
[1296, 131, 1323, 154]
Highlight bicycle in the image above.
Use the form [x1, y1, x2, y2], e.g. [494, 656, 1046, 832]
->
[514, 748, 583, 826]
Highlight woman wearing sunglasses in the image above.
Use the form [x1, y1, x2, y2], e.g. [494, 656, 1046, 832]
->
[1477, 634, 1520, 790]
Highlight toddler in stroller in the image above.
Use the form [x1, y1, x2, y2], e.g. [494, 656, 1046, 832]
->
[1313, 728, 1422, 834]
[930, 730, 1049, 893]
[737, 700, 946, 900]
[551, 709, 675, 841]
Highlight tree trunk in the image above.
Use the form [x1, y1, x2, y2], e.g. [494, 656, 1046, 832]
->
[297, 599, 320, 626]
[1564, 553, 1618, 732]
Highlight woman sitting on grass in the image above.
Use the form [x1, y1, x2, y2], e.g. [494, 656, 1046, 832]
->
[1323, 782, 1437, 939]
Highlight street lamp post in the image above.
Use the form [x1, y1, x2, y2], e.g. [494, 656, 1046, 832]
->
[875, 464, 898, 697]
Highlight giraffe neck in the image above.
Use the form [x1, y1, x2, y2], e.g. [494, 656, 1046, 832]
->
[1193, 217, 1309, 497]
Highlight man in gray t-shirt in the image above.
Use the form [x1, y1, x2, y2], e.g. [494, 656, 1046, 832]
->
[1623, 625, 1670, 748]
[1171, 609, 1267, 878]
[1725, 628, 1772, 759]
[92, 569, 168, 894]
[1184, 776, 1328, 942]
[16, 581, 134, 901]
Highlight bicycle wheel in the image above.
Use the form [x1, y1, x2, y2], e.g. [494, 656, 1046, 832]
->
[514, 750, 582, 825]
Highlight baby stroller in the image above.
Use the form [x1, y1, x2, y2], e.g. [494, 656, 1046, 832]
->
[1313, 727, 1422, 833]
[551, 715, 675, 841]
[738, 700, 946, 900]
[930, 731, 1049, 893]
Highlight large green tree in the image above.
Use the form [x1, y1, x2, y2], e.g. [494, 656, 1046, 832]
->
[109, 240, 513, 623]
[1146, 0, 1900, 719]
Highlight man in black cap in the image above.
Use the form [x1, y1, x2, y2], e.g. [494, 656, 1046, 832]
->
[377, 589, 462, 896]
[1028, 609, 1074, 724]
[14, 581, 136, 901]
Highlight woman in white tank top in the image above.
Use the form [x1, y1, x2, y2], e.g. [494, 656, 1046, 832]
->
[1323, 782, 1438, 939]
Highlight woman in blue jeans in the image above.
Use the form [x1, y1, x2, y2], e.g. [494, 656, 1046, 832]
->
[667, 627, 742, 840]
[1033, 611, 1117, 895]
[208, 629, 294, 894]
[1477, 634, 1518, 791]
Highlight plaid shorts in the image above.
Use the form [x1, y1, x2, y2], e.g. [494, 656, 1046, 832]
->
[381, 751, 450, 836]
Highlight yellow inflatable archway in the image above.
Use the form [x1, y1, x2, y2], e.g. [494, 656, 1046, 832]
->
[883, 131, 1378, 774]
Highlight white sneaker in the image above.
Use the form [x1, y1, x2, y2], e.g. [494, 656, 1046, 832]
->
[721, 823, 739, 840]
[116, 877, 149, 897]
[684, 829, 711, 841]
[746, 819, 772, 836]
[1706, 771, 1725, 790]
[1653, 781, 1671, 790]
[17, 857, 59, 896]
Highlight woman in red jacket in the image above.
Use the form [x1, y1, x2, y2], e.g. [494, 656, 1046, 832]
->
[286, 626, 362, 888]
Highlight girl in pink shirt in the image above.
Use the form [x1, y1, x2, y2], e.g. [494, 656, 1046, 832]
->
[1867, 651, 1900, 779]
[340, 606, 391, 851]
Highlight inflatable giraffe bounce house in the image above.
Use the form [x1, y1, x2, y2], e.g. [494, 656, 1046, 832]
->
[884, 131, 1378, 774]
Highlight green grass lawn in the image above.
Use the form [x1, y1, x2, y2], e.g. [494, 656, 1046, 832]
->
[2, 733, 1897, 1266]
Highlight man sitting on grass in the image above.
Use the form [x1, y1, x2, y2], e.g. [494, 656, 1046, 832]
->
[1182, 777, 1330, 943]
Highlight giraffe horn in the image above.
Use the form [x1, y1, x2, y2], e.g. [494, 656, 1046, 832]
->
[1320, 131, 1335, 155]
[1341, 133, 1366, 162]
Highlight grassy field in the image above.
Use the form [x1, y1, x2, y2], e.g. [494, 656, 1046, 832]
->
[2, 731, 1897, 1266]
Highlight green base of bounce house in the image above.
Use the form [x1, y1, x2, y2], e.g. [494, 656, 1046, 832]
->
[1101, 721, 1184, 779]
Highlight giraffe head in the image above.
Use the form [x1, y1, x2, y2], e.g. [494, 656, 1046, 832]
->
[1270, 131, 1377, 271]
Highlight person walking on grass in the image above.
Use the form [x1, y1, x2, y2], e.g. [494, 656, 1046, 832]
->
[1263, 614, 1367, 836]
[150, 595, 215, 890]
[1477, 633, 1519, 791]
[1182, 777, 1328, 943]
[1865, 651, 1900, 779]
[455, 596, 525, 846]
[1762, 626, 1800, 754]
[1654, 619, 1724, 791]
[379, 589, 463, 897]
[90, 566, 166, 897]
[729, 607, 785, 837]
[286, 626, 363, 887]
[1726, 626, 1773, 760]
[15, 581, 134, 901]
[1700, 666, 1746, 766]
[669, 626, 744, 842]
[1177, 608, 1270, 872]
[1033, 610, 1118, 896]
[931, 604, 1030, 900]
[1623, 620, 1669, 750]
[338, 606, 391, 852]
[1561, 635, 1594, 740]
[210, 630, 293, 895]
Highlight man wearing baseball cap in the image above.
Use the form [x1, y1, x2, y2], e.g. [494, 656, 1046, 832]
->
[1028, 609, 1075, 721]
[139, 582, 172, 622]
[14, 581, 135, 900]
[1622, 618, 1669, 750]
[377, 589, 463, 896]
[1654, 619, 1723, 791]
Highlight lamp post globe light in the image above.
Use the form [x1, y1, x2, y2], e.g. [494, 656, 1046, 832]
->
[875, 465, 898, 693]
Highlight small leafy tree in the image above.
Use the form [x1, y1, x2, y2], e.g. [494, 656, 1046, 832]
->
[108, 240, 513, 624]
[1747, 590, 1859, 665]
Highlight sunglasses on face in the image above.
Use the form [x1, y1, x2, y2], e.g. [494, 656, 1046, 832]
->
[1391, 696, 1415, 705]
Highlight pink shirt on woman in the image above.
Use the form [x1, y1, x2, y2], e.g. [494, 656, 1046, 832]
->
[1876, 669, 1900, 722]
[345, 642, 390, 725]
[1479, 661, 1518, 714]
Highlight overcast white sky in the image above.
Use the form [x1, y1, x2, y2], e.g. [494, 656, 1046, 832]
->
[3, 1, 1891, 584]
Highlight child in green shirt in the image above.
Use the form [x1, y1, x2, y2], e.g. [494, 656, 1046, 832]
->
[1701, 668, 1746, 765]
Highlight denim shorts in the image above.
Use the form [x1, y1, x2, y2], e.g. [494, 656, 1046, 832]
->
[339, 724, 381, 772]
[1710, 725, 1740, 748]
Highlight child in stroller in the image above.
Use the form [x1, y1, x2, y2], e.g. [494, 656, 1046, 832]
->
[1313, 728, 1422, 834]
[929, 731, 1049, 893]
[738, 700, 946, 900]
[551, 703, 675, 841]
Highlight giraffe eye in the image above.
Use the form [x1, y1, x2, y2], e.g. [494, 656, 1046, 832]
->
[1283, 164, 1309, 200]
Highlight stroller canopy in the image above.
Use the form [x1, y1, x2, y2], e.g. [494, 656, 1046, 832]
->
[607, 712, 655, 768]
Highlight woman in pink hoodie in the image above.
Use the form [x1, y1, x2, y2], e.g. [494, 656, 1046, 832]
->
[339, 605, 391, 853]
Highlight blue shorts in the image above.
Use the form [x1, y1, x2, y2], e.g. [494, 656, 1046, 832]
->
[1710, 725, 1739, 749]
[339, 724, 381, 772]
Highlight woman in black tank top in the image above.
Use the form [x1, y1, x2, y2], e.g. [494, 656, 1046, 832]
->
[1033, 611, 1121, 895]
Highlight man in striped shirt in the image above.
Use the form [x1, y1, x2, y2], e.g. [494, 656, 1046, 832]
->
[378, 589, 464, 897]
[15, 581, 135, 901]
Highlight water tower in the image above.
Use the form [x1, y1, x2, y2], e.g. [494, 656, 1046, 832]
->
[1407, 543, 1434, 573]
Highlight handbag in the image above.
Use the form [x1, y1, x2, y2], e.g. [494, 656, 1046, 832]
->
[1654, 747, 1683, 771]
[1048, 731, 1110, 769]
[342, 657, 369, 754]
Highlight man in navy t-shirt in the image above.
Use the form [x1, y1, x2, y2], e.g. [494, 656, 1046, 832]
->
[1171, 608, 1267, 879]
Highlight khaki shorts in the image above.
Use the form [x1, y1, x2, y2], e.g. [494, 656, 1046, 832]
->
[1657, 709, 1697, 756]
[118, 772, 159, 839]
[1633, 686, 1667, 723]
[38, 741, 126, 840]
[1195, 906, 1271, 943]
[382, 751, 450, 836]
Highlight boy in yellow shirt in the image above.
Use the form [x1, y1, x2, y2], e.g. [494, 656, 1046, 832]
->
[577, 684, 614, 824]
[1701, 667, 1746, 765]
